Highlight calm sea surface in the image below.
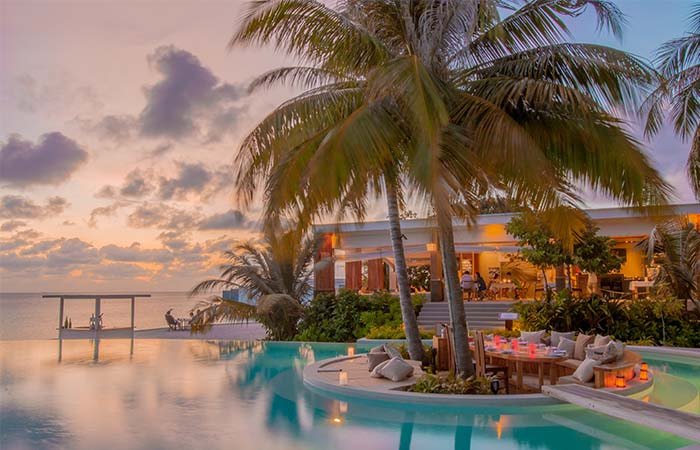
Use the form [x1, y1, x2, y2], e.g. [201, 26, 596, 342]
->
[0, 292, 211, 340]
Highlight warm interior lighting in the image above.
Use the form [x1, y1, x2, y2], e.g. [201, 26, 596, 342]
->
[639, 369, 649, 381]
[615, 374, 626, 388]
[426, 242, 438, 252]
[347, 347, 355, 356]
[339, 371, 348, 386]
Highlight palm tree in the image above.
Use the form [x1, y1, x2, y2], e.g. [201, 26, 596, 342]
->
[644, 3, 700, 199]
[230, 0, 670, 377]
[640, 217, 700, 310]
[189, 223, 318, 340]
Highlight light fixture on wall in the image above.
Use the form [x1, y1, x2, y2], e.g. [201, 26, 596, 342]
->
[426, 243, 438, 252]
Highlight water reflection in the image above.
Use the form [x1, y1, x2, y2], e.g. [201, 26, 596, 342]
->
[0, 340, 691, 450]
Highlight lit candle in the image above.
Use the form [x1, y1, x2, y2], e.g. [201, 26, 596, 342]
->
[528, 343, 536, 358]
[339, 371, 348, 386]
[494, 335, 501, 347]
[641, 362, 648, 371]
[512, 340, 520, 352]
[339, 401, 348, 413]
[347, 347, 355, 356]
[639, 369, 649, 381]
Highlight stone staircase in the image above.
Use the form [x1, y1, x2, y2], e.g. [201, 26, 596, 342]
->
[417, 301, 515, 331]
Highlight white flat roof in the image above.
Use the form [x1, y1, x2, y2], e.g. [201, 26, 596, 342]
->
[313, 203, 700, 234]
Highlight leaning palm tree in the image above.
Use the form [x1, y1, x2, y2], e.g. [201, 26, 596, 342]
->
[644, 3, 700, 199]
[639, 217, 700, 310]
[189, 223, 318, 340]
[231, 0, 670, 377]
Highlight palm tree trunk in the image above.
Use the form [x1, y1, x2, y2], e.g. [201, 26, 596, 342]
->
[435, 209, 474, 378]
[385, 179, 424, 361]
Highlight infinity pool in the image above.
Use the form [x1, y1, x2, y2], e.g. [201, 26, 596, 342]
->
[0, 340, 695, 449]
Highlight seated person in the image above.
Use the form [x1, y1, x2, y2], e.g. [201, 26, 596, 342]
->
[461, 270, 475, 300]
[475, 272, 487, 298]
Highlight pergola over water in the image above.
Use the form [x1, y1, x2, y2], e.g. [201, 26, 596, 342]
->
[43, 294, 151, 339]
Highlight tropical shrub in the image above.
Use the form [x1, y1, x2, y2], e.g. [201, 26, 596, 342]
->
[364, 324, 435, 340]
[513, 290, 699, 347]
[406, 265, 431, 292]
[472, 328, 521, 339]
[408, 373, 493, 395]
[295, 290, 426, 342]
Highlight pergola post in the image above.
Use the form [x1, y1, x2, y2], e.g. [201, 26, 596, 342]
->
[58, 296, 64, 340]
[94, 297, 101, 337]
[130, 297, 135, 339]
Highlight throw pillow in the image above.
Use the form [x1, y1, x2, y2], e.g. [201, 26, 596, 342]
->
[370, 359, 392, 378]
[384, 344, 403, 359]
[611, 340, 626, 361]
[378, 357, 414, 382]
[584, 341, 617, 364]
[593, 335, 611, 347]
[550, 331, 576, 347]
[520, 330, 546, 344]
[574, 333, 594, 360]
[572, 357, 601, 383]
[370, 345, 386, 354]
[557, 337, 576, 358]
[367, 352, 390, 371]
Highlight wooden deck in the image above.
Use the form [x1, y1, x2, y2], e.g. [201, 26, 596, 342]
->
[542, 383, 700, 442]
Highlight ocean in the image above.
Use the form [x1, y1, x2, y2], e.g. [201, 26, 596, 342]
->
[0, 291, 213, 340]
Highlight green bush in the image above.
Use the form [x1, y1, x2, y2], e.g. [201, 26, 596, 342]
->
[408, 373, 493, 395]
[472, 328, 521, 339]
[364, 324, 435, 339]
[295, 290, 426, 342]
[512, 289, 700, 347]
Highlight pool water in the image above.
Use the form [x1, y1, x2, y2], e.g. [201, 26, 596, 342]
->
[0, 340, 695, 449]
[637, 350, 700, 414]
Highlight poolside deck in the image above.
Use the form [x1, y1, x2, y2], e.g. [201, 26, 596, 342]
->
[542, 383, 700, 442]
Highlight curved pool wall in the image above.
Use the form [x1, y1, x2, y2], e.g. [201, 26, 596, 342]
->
[0, 339, 695, 450]
[635, 348, 700, 414]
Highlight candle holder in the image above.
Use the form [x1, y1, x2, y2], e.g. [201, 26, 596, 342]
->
[347, 347, 355, 357]
[339, 371, 348, 386]
[512, 340, 520, 352]
[494, 335, 501, 347]
[615, 374, 626, 388]
[641, 362, 648, 371]
[528, 343, 536, 358]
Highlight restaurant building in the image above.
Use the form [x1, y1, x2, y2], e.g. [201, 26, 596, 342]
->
[312, 204, 700, 300]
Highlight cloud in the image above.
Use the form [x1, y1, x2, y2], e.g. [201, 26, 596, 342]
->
[0, 220, 27, 232]
[45, 238, 101, 267]
[198, 209, 251, 230]
[88, 201, 128, 227]
[157, 162, 231, 201]
[0, 195, 69, 219]
[100, 242, 173, 263]
[0, 132, 88, 187]
[120, 168, 155, 197]
[89, 114, 137, 142]
[95, 185, 117, 199]
[127, 203, 200, 230]
[139, 45, 247, 140]
[148, 142, 174, 158]
[90, 263, 152, 280]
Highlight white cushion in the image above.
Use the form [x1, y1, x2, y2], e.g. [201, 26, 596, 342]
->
[585, 341, 617, 364]
[557, 337, 576, 358]
[370, 359, 392, 378]
[384, 345, 403, 359]
[593, 335, 611, 347]
[574, 333, 594, 360]
[377, 357, 414, 381]
[520, 330, 546, 344]
[572, 358, 601, 382]
[611, 340, 626, 361]
[367, 352, 389, 371]
[550, 331, 575, 347]
[369, 345, 385, 353]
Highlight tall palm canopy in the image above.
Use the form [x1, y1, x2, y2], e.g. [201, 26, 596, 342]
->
[230, 0, 670, 376]
[644, 2, 700, 199]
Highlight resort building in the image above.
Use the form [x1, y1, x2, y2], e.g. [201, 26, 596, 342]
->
[313, 203, 700, 300]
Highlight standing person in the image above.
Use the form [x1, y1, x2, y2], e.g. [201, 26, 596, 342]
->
[475, 272, 487, 300]
[461, 270, 475, 301]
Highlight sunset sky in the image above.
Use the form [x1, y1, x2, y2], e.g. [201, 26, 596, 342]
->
[0, 0, 696, 292]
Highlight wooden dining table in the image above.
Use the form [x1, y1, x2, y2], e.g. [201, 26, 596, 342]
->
[480, 347, 567, 391]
